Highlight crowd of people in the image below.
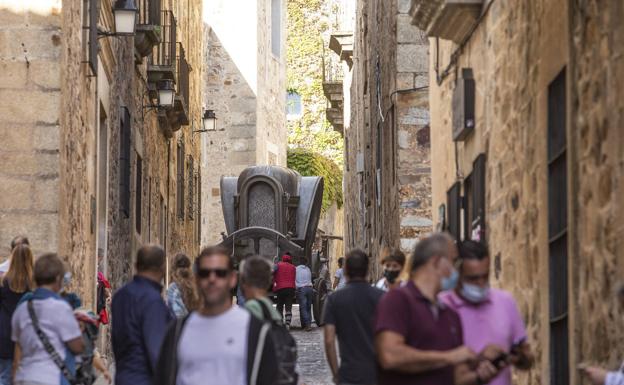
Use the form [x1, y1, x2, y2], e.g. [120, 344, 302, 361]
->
[0, 232, 621, 385]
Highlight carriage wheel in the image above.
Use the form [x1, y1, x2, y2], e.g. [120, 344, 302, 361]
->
[313, 278, 329, 326]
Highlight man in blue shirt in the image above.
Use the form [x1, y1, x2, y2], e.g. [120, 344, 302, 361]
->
[112, 245, 173, 385]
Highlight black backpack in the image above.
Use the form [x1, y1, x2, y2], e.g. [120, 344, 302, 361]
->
[256, 300, 298, 385]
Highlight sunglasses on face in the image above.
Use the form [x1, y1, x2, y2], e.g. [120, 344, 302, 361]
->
[197, 268, 230, 279]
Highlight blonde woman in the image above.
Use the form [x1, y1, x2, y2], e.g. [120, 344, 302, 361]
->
[167, 253, 199, 318]
[0, 244, 34, 385]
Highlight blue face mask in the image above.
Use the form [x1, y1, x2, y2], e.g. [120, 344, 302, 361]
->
[63, 272, 72, 288]
[441, 268, 459, 291]
[461, 282, 490, 303]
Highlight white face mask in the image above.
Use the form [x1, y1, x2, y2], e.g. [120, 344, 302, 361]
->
[460, 282, 490, 303]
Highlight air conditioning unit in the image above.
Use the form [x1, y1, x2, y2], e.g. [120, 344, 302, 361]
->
[452, 68, 475, 141]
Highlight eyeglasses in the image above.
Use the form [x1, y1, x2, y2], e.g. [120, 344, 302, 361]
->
[196, 268, 230, 279]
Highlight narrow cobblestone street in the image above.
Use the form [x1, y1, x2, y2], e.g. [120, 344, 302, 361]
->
[290, 305, 334, 385]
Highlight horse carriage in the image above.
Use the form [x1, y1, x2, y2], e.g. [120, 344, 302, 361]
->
[219, 165, 332, 323]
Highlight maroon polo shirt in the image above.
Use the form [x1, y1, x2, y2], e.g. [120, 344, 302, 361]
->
[375, 281, 463, 385]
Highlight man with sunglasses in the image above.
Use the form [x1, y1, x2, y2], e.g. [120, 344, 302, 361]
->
[157, 245, 277, 385]
[439, 240, 534, 385]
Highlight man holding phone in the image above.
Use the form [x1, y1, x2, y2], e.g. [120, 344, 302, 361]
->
[440, 240, 534, 385]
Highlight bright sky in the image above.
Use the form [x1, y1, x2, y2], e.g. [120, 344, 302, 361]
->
[202, 0, 258, 95]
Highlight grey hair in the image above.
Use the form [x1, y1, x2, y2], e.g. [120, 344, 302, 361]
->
[410, 232, 454, 273]
[239, 256, 273, 289]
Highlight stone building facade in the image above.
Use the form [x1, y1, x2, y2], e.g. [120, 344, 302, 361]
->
[412, 0, 624, 383]
[201, 0, 287, 245]
[334, 0, 432, 279]
[0, 0, 203, 309]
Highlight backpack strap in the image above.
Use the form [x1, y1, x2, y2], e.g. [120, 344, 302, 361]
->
[27, 300, 77, 384]
[255, 299, 274, 323]
[250, 322, 270, 385]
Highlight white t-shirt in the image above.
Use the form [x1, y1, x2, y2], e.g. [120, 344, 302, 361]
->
[335, 268, 347, 290]
[11, 296, 82, 385]
[177, 306, 251, 385]
[0, 257, 10, 273]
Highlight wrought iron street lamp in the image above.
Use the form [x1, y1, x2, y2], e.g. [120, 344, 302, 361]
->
[157, 80, 175, 108]
[202, 109, 217, 131]
[193, 110, 219, 134]
[113, 0, 138, 35]
[98, 0, 138, 37]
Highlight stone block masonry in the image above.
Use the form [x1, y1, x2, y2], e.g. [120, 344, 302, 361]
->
[0, 4, 62, 257]
[343, 0, 431, 280]
[201, 0, 287, 246]
[425, 0, 624, 383]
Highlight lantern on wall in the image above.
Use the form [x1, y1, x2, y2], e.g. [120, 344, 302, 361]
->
[113, 0, 138, 35]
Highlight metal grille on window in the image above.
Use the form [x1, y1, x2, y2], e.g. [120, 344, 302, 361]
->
[87, 0, 99, 76]
[119, 107, 131, 218]
[446, 182, 461, 241]
[547, 68, 568, 385]
[177, 143, 185, 219]
[135, 155, 143, 234]
[188, 157, 194, 220]
[472, 154, 486, 242]
[463, 173, 472, 241]
[196, 171, 201, 243]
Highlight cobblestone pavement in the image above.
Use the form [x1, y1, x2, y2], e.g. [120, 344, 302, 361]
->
[289, 304, 334, 385]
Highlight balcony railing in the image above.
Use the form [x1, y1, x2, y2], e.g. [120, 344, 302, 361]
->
[137, 0, 161, 26]
[147, 10, 177, 82]
[135, 0, 162, 58]
[323, 49, 344, 84]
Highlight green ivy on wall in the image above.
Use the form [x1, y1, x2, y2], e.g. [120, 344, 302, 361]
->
[288, 148, 343, 213]
[287, 0, 344, 167]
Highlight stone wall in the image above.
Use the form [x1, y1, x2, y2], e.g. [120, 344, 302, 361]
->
[0, 0, 203, 313]
[568, 0, 624, 380]
[0, 3, 63, 257]
[425, 0, 624, 383]
[201, 0, 287, 246]
[343, 0, 430, 279]
[256, 0, 287, 166]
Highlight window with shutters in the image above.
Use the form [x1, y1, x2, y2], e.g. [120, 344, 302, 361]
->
[271, 0, 281, 57]
[119, 107, 131, 218]
[177, 143, 185, 219]
[196, 172, 201, 243]
[188, 157, 194, 220]
[446, 182, 461, 241]
[463, 173, 472, 241]
[86, 0, 98, 76]
[472, 154, 486, 241]
[135, 155, 143, 234]
[462, 154, 487, 242]
[547, 68, 568, 385]
[159, 195, 166, 245]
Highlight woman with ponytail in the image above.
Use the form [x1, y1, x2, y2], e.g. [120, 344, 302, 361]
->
[166, 253, 199, 318]
[0, 244, 34, 384]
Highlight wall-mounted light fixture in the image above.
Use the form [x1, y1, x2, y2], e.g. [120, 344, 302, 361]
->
[99, 0, 138, 37]
[193, 110, 221, 133]
[143, 79, 176, 112]
[157, 80, 175, 108]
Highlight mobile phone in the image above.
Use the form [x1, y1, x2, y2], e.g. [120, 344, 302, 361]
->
[491, 352, 508, 367]
[510, 338, 527, 355]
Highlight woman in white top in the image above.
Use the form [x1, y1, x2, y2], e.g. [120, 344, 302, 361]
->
[374, 248, 406, 291]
